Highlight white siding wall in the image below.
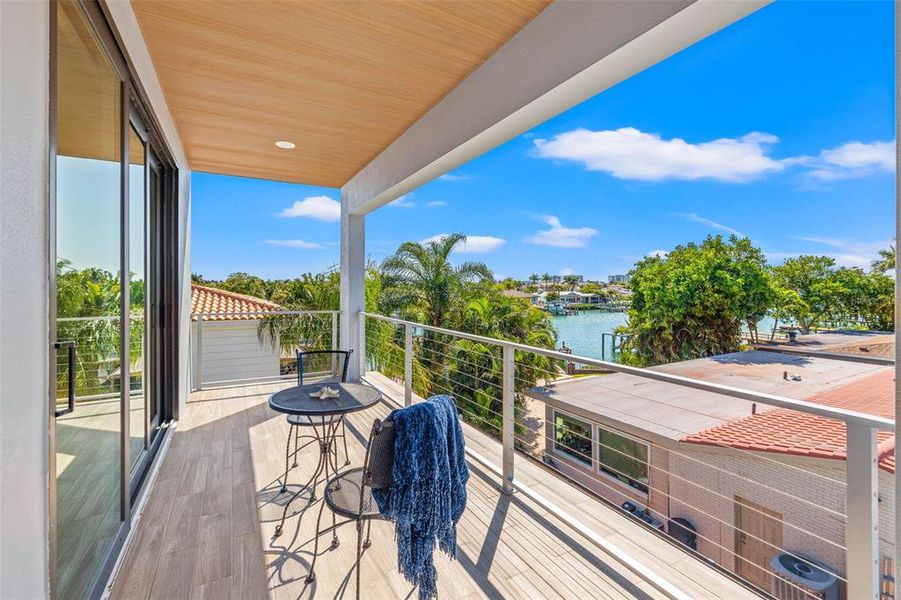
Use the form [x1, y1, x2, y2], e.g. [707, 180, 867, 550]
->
[194, 320, 282, 386]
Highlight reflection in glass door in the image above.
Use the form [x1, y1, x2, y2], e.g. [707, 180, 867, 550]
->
[128, 120, 162, 473]
[128, 125, 147, 471]
[53, 2, 124, 597]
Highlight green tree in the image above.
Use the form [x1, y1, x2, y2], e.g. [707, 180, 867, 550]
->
[562, 275, 580, 290]
[770, 256, 844, 334]
[871, 242, 896, 274]
[579, 282, 608, 297]
[380, 233, 492, 327]
[218, 272, 268, 299]
[830, 268, 894, 331]
[497, 277, 520, 291]
[620, 235, 773, 365]
[767, 285, 806, 341]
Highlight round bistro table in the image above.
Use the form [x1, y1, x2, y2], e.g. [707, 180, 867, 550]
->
[269, 382, 381, 537]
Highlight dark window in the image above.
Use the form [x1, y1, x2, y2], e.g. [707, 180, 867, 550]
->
[598, 427, 649, 494]
[554, 412, 593, 466]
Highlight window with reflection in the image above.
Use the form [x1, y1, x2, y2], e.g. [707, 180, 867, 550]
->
[553, 411, 593, 467]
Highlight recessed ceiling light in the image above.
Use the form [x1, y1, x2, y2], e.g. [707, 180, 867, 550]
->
[275, 140, 295, 149]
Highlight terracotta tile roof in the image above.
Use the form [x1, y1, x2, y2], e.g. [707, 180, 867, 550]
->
[191, 284, 280, 321]
[682, 369, 896, 472]
[820, 336, 895, 358]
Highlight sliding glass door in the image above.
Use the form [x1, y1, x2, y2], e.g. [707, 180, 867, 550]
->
[53, 2, 124, 597]
[51, 2, 172, 597]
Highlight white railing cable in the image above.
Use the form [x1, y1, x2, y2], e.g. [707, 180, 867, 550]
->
[363, 312, 893, 432]
[362, 311, 891, 599]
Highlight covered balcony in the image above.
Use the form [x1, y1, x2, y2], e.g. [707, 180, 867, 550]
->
[112, 1, 893, 598]
[108, 306, 893, 600]
[2, 1, 892, 599]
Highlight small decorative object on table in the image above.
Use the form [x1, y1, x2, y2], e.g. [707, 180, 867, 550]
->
[310, 386, 340, 399]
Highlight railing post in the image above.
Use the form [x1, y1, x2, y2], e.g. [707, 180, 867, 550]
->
[358, 312, 366, 378]
[404, 323, 413, 406]
[331, 311, 338, 374]
[501, 343, 515, 495]
[845, 422, 879, 600]
[195, 314, 204, 390]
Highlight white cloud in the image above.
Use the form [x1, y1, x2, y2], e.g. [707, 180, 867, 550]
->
[264, 239, 324, 250]
[388, 194, 415, 208]
[420, 234, 506, 254]
[533, 127, 788, 182]
[784, 236, 893, 269]
[680, 213, 747, 238]
[438, 173, 472, 182]
[806, 140, 895, 180]
[646, 250, 668, 258]
[559, 267, 576, 276]
[278, 195, 340, 221]
[426, 200, 447, 207]
[525, 215, 598, 248]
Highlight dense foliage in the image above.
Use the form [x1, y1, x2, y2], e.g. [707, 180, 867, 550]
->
[195, 235, 561, 440]
[376, 234, 558, 437]
[620, 236, 896, 366]
[56, 260, 144, 399]
[619, 236, 773, 366]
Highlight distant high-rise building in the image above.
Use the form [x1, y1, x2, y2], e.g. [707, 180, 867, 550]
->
[608, 274, 629, 284]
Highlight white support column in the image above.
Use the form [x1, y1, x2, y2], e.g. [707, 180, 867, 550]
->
[845, 422, 880, 600]
[339, 194, 365, 381]
[501, 344, 515, 494]
[894, 3, 900, 591]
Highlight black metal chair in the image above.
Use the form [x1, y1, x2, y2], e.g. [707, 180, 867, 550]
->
[306, 417, 395, 599]
[280, 349, 353, 494]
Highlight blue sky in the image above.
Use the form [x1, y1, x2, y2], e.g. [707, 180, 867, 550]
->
[191, 1, 895, 282]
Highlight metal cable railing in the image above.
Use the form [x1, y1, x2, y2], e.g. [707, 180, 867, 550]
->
[361, 311, 895, 600]
[190, 310, 339, 389]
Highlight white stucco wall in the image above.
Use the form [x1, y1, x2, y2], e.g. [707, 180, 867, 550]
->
[0, 1, 51, 597]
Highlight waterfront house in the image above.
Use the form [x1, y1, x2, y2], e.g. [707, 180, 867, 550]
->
[535, 290, 604, 307]
[530, 333, 895, 596]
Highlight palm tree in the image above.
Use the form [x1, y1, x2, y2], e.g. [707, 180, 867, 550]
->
[528, 273, 540, 285]
[380, 233, 492, 327]
[872, 241, 895, 273]
[562, 275, 580, 290]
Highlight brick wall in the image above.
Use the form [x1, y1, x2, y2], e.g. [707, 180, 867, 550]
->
[670, 443, 895, 585]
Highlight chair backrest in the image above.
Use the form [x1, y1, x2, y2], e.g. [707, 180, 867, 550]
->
[363, 417, 395, 491]
[296, 349, 353, 386]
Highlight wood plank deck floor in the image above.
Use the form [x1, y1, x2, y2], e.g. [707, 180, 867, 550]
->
[110, 379, 759, 600]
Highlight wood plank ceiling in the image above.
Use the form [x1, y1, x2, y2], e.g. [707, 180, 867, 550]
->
[131, 0, 549, 187]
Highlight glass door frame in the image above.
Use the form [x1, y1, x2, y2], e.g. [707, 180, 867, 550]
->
[126, 108, 167, 496]
[48, 1, 179, 597]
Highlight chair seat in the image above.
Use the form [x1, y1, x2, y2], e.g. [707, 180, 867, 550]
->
[323, 468, 383, 520]
[286, 414, 343, 427]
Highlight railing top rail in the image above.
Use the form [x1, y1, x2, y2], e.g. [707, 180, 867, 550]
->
[362, 311, 895, 432]
[192, 310, 338, 317]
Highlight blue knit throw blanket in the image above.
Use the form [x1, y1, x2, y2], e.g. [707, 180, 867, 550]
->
[372, 395, 469, 600]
